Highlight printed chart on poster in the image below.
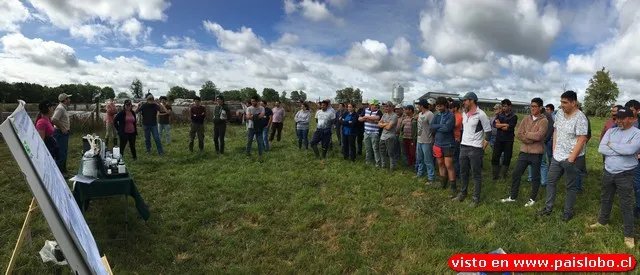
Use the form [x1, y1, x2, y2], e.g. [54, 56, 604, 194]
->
[0, 101, 107, 275]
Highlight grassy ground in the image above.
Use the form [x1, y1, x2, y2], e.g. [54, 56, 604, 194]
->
[1, 115, 638, 274]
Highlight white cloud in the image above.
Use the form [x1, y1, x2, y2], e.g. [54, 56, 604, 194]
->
[284, 0, 297, 14]
[419, 56, 446, 78]
[327, 0, 349, 10]
[566, 54, 596, 74]
[69, 24, 111, 44]
[203, 21, 263, 54]
[162, 35, 198, 48]
[344, 38, 415, 73]
[0, 33, 78, 68]
[275, 33, 299, 45]
[420, 0, 561, 63]
[27, 0, 170, 28]
[0, 0, 30, 32]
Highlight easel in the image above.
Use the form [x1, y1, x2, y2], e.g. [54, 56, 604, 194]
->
[4, 198, 114, 275]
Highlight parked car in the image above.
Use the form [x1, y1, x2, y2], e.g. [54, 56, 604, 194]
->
[226, 101, 246, 124]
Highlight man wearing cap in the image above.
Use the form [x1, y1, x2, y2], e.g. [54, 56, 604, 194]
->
[492, 99, 518, 180]
[456, 92, 492, 207]
[400, 105, 417, 167]
[590, 107, 640, 248]
[378, 101, 399, 172]
[136, 94, 167, 155]
[356, 101, 369, 155]
[311, 100, 335, 159]
[52, 93, 72, 174]
[359, 99, 383, 166]
[415, 99, 436, 184]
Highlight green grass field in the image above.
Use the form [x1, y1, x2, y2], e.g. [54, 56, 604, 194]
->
[1, 115, 639, 274]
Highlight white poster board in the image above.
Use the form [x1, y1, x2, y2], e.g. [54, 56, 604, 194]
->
[0, 101, 107, 275]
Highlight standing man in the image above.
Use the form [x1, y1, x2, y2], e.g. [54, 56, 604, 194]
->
[600, 105, 621, 140]
[260, 100, 273, 152]
[378, 101, 399, 173]
[400, 105, 417, 168]
[105, 97, 118, 148]
[538, 90, 588, 221]
[415, 99, 436, 184]
[52, 93, 72, 174]
[624, 100, 640, 217]
[158, 96, 172, 145]
[450, 101, 463, 179]
[456, 92, 492, 206]
[334, 103, 346, 150]
[213, 95, 230, 154]
[500, 98, 548, 207]
[394, 104, 405, 162]
[356, 100, 369, 155]
[430, 97, 457, 196]
[189, 97, 206, 153]
[311, 100, 335, 159]
[492, 99, 518, 181]
[245, 96, 266, 160]
[590, 107, 640, 248]
[359, 99, 383, 167]
[269, 100, 285, 143]
[136, 94, 166, 155]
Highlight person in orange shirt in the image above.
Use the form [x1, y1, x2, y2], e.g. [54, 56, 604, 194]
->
[450, 101, 463, 178]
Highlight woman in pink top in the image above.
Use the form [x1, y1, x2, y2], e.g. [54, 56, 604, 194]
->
[36, 100, 58, 159]
[113, 100, 138, 160]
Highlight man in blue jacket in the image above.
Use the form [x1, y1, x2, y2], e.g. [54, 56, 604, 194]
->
[430, 97, 457, 197]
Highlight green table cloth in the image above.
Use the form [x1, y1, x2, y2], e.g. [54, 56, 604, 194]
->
[72, 162, 150, 221]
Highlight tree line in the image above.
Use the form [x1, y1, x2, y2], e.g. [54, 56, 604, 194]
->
[0, 81, 115, 104]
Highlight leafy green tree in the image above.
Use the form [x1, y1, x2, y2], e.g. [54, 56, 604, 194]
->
[222, 90, 243, 101]
[167, 86, 197, 101]
[117, 92, 130, 99]
[130, 78, 143, 99]
[334, 87, 363, 104]
[240, 87, 259, 101]
[299, 91, 307, 102]
[583, 67, 619, 117]
[290, 91, 300, 102]
[262, 88, 280, 102]
[200, 80, 220, 101]
[101, 86, 116, 100]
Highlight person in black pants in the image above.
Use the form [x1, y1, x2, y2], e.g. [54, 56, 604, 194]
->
[356, 101, 369, 155]
[492, 99, 518, 180]
[213, 95, 230, 154]
[340, 103, 359, 161]
[113, 100, 138, 160]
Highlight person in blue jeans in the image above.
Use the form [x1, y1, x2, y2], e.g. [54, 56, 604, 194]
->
[136, 94, 167, 155]
[415, 99, 436, 184]
[527, 106, 555, 185]
[245, 97, 266, 161]
[260, 100, 273, 152]
[295, 102, 311, 150]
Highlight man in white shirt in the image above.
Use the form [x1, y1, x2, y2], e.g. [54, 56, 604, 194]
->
[311, 100, 336, 159]
[538, 90, 589, 222]
[455, 92, 492, 207]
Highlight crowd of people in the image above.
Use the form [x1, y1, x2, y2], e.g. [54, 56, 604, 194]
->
[33, 90, 640, 249]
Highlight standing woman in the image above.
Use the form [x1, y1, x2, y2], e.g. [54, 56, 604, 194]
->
[113, 100, 138, 160]
[295, 102, 311, 150]
[340, 103, 359, 161]
[35, 100, 58, 159]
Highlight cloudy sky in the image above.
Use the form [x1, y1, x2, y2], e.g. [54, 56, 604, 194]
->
[0, 0, 638, 105]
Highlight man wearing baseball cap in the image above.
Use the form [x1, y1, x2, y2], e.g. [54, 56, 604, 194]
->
[415, 98, 436, 184]
[359, 99, 383, 166]
[456, 92, 492, 207]
[591, 107, 640, 248]
[52, 93, 72, 174]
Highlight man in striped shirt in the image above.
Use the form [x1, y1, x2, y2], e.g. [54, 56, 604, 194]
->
[359, 99, 383, 167]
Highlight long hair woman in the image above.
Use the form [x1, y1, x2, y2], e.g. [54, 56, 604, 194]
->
[113, 100, 138, 160]
[295, 102, 311, 150]
[35, 100, 58, 159]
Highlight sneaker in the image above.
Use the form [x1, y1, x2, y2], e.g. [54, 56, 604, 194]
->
[500, 197, 516, 203]
[524, 199, 535, 207]
[425, 181, 434, 186]
[470, 198, 479, 207]
[589, 222, 606, 229]
[562, 213, 573, 222]
[537, 208, 552, 216]
[625, 237, 635, 249]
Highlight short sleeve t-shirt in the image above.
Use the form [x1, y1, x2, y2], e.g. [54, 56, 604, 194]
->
[417, 111, 434, 144]
[461, 108, 492, 148]
[36, 117, 55, 137]
[380, 113, 398, 140]
[553, 110, 589, 161]
[138, 103, 160, 126]
[245, 106, 265, 129]
[158, 104, 172, 124]
[315, 109, 335, 129]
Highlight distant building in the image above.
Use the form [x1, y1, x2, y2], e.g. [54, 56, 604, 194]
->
[417, 92, 529, 113]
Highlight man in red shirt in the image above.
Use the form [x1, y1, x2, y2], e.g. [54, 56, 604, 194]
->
[600, 105, 622, 141]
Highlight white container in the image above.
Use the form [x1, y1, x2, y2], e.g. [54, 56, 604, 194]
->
[112, 146, 120, 159]
[82, 157, 98, 178]
[118, 164, 126, 174]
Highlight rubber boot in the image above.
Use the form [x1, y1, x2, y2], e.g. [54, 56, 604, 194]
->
[312, 146, 320, 158]
[322, 149, 327, 159]
[449, 179, 458, 199]
[440, 175, 448, 189]
[492, 165, 500, 180]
